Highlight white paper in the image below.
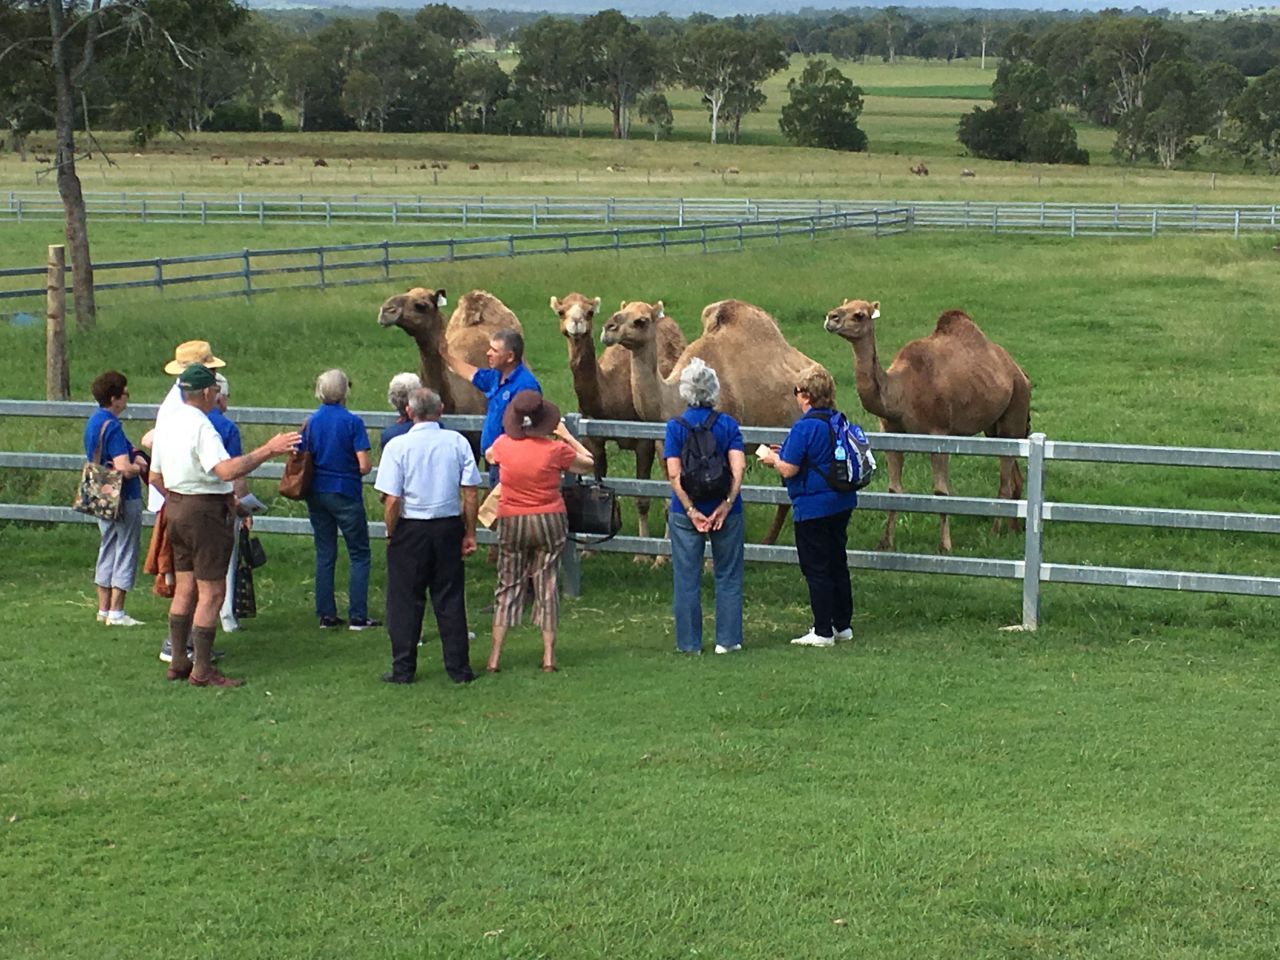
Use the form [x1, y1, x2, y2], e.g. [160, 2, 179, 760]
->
[755, 444, 774, 461]
[239, 492, 268, 514]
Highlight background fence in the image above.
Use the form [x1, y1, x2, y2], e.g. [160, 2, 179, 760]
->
[4, 399, 1280, 629]
[3, 190, 1277, 237]
[0, 208, 905, 307]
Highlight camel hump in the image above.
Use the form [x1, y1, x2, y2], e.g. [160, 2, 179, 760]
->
[699, 299, 782, 337]
[449, 290, 522, 332]
[932, 309, 989, 342]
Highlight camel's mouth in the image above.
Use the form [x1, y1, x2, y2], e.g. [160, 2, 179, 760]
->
[563, 317, 590, 338]
[823, 317, 842, 333]
[377, 308, 401, 327]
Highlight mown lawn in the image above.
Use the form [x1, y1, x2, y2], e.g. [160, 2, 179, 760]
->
[4, 224, 1280, 958]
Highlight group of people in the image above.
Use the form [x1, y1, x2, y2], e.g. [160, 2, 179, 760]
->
[84, 326, 859, 687]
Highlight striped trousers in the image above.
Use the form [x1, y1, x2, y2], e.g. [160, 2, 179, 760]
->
[494, 511, 568, 630]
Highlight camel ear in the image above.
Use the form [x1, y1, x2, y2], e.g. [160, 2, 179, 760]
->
[550, 296, 561, 312]
[871, 301, 880, 320]
[654, 300, 665, 319]
[620, 300, 626, 310]
[591, 297, 601, 310]
[435, 289, 447, 308]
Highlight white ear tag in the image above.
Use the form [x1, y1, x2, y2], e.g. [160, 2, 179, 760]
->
[437, 295, 448, 307]
[871, 308, 880, 320]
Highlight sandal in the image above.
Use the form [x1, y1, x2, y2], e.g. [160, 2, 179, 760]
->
[540, 664, 558, 673]
[189, 669, 245, 688]
[166, 663, 193, 681]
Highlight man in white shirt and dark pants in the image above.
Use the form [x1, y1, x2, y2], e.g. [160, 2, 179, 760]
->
[149, 364, 300, 688]
[375, 387, 481, 685]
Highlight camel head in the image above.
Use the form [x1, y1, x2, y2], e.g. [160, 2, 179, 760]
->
[377, 286, 448, 337]
[600, 300, 665, 350]
[550, 293, 602, 339]
[824, 299, 880, 342]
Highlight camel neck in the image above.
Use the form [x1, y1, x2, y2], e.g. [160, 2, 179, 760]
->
[627, 336, 679, 422]
[851, 330, 891, 421]
[565, 335, 604, 418]
[409, 326, 456, 412]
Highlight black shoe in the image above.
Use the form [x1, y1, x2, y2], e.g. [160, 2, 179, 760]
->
[348, 617, 382, 631]
[381, 671, 414, 684]
[319, 616, 346, 629]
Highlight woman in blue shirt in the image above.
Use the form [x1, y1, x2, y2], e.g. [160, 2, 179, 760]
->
[663, 359, 746, 655]
[84, 371, 149, 627]
[760, 366, 857, 648]
[304, 369, 377, 630]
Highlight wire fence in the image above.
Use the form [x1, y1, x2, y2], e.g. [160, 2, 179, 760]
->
[0, 208, 906, 309]
[5, 399, 1280, 629]
[3, 190, 1276, 237]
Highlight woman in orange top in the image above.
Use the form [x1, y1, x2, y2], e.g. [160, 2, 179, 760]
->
[485, 390, 594, 672]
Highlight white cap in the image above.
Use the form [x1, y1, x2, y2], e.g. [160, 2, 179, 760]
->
[213, 372, 229, 399]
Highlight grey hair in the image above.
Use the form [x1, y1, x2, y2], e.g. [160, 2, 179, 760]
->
[678, 357, 720, 408]
[407, 387, 443, 421]
[491, 328, 524, 363]
[386, 371, 421, 411]
[315, 368, 350, 404]
[213, 372, 229, 399]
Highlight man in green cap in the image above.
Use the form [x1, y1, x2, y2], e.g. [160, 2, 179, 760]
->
[148, 364, 301, 688]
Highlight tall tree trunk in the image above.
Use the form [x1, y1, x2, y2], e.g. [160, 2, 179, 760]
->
[47, 0, 95, 330]
[611, 98, 621, 139]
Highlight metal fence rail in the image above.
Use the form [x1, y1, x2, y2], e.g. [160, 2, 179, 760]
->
[5, 399, 1280, 628]
[0, 208, 905, 306]
[3, 190, 1276, 237]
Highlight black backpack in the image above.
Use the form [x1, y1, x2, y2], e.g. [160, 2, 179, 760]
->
[676, 412, 731, 502]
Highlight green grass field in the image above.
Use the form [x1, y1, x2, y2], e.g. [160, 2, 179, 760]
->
[5, 66, 1280, 954]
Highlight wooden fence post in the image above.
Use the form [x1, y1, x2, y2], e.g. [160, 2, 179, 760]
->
[46, 244, 69, 401]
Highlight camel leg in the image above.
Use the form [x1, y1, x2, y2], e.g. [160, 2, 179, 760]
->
[930, 451, 952, 554]
[877, 449, 905, 551]
[762, 504, 791, 546]
[991, 456, 1025, 535]
[633, 439, 654, 541]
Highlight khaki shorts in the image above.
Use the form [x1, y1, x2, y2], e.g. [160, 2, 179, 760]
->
[166, 492, 235, 581]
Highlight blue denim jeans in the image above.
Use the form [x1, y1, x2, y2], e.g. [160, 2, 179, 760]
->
[669, 510, 744, 653]
[306, 490, 371, 621]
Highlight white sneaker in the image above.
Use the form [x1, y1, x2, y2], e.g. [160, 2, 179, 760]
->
[833, 628, 853, 642]
[96, 612, 108, 623]
[713, 643, 742, 655]
[106, 614, 145, 627]
[790, 630, 834, 648]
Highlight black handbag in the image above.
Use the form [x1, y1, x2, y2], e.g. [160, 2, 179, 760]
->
[245, 534, 267, 569]
[233, 527, 258, 620]
[561, 474, 622, 544]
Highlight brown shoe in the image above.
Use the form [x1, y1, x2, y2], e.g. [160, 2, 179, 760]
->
[189, 669, 245, 688]
[166, 663, 193, 681]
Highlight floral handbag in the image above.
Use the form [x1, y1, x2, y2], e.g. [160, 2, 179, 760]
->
[71, 422, 124, 522]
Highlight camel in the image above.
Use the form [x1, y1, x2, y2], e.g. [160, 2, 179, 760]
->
[601, 298, 824, 544]
[550, 293, 686, 539]
[823, 299, 1032, 553]
[376, 287, 522, 416]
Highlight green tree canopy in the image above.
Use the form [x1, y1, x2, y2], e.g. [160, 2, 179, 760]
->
[778, 58, 867, 152]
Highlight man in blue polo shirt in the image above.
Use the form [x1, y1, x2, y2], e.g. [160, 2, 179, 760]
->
[438, 328, 540, 481]
[209, 372, 249, 634]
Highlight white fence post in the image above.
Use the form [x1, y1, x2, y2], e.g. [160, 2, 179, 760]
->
[1021, 432, 1047, 630]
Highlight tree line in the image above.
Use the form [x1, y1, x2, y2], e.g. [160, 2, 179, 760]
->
[959, 16, 1280, 171]
[5, 3, 1280, 159]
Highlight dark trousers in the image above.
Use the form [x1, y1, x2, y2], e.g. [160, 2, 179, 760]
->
[793, 509, 854, 637]
[386, 516, 474, 682]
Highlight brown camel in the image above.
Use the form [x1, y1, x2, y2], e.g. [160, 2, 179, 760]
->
[376, 287, 522, 416]
[823, 299, 1032, 553]
[601, 298, 823, 544]
[551, 293, 686, 539]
